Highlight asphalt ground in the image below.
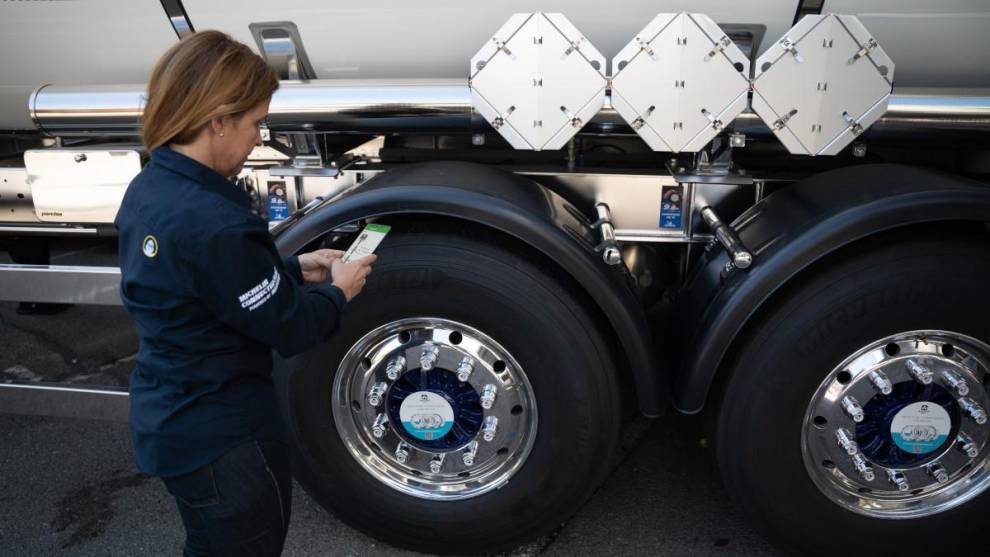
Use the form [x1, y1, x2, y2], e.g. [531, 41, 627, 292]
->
[0, 301, 784, 556]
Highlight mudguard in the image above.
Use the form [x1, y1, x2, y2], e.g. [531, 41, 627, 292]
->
[675, 164, 990, 414]
[273, 161, 665, 416]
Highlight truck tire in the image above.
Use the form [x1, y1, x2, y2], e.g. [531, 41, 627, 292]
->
[276, 229, 620, 554]
[711, 236, 990, 556]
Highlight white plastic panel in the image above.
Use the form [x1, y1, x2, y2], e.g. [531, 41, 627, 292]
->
[25, 147, 142, 223]
[752, 14, 894, 156]
[610, 13, 751, 153]
[470, 13, 607, 150]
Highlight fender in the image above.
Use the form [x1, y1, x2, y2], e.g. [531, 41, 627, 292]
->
[674, 164, 990, 414]
[273, 161, 665, 416]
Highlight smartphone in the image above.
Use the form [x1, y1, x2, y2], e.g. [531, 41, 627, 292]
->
[342, 223, 390, 263]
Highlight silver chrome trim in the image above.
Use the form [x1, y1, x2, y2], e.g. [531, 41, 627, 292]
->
[29, 81, 990, 137]
[0, 264, 122, 305]
[159, 0, 194, 39]
[0, 226, 100, 236]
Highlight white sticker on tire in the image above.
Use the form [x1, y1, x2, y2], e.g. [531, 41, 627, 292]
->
[399, 391, 454, 441]
[890, 402, 951, 455]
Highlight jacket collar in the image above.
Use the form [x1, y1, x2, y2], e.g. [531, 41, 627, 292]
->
[150, 146, 250, 208]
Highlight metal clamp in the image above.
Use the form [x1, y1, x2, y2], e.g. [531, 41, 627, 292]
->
[772, 108, 798, 131]
[848, 38, 878, 65]
[842, 111, 864, 135]
[779, 37, 804, 63]
[700, 206, 752, 269]
[594, 203, 622, 266]
[704, 36, 732, 62]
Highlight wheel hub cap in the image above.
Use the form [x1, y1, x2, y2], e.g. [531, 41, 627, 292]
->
[802, 331, 990, 518]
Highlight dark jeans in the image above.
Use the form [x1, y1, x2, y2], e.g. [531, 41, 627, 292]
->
[162, 440, 292, 557]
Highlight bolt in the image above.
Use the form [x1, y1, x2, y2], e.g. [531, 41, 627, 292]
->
[852, 143, 867, 158]
[462, 441, 479, 466]
[395, 442, 411, 464]
[456, 357, 474, 382]
[368, 382, 387, 407]
[480, 384, 498, 410]
[869, 370, 893, 395]
[851, 453, 875, 482]
[958, 397, 988, 425]
[429, 453, 445, 473]
[420, 344, 440, 371]
[927, 463, 949, 484]
[906, 359, 934, 385]
[842, 395, 865, 423]
[836, 428, 859, 456]
[372, 413, 389, 438]
[471, 133, 485, 146]
[940, 369, 970, 397]
[482, 415, 499, 442]
[957, 433, 980, 458]
[886, 469, 910, 492]
[887, 468, 911, 491]
[386, 356, 406, 381]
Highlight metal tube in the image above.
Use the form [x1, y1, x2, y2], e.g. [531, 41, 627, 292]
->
[30, 80, 990, 138]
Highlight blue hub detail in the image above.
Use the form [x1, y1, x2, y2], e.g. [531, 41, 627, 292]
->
[856, 382, 961, 467]
[386, 368, 483, 450]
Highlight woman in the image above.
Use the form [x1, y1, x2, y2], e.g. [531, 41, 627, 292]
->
[114, 31, 376, 556]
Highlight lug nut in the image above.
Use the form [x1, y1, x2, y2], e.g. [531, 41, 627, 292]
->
[482, 416, 499, 442]
[851, 453, 875, 482]
[906, 359, 934, 385]
[940, 369, 969, 396]
[368, 382, 387, 407]
[395, 442, 411, 464]
[836, 428, 859, 456]
[958, 397, 988, 425]
[386, 356, 406, 381]
[462, 441, 479, 466]
[957, 433, 980, 458]
[372, 413, 389, 438]
[456, 357, 474, 382]
[420, 344, 440, 371]
[429, 453, 445, 473]
[842, 395, 865, 423]
[868, 370, 893, 395]
[480, 384, 498, 410]
[886, 469, 910, 492]
[927, 463, 949, 484]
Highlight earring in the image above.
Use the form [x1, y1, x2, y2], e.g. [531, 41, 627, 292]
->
[219, 132, 225, 137]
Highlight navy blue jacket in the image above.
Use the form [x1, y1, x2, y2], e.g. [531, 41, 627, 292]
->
[115, 146, 346, 478]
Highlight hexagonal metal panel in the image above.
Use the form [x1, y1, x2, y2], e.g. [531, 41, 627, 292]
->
[752, 14, 894, 156]
[470, 13, 607, 151]
[610, 12, 750, 153]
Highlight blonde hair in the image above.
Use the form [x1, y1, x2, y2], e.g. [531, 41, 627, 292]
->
[141, 30, 279, 151]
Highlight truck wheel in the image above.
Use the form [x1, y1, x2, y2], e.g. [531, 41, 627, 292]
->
[712, 237, 990, 556]
[277, 229, 620, 554]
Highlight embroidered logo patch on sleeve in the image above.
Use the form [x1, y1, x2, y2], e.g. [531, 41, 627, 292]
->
[238, 266, 281, 311]
[142, 235, 158, 258]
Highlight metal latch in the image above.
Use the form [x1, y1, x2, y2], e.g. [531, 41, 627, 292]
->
[848, 38, 878, 65]
[704, 36, 732, 62]
[701, 108, 723, 130]
[593, 203, 622, 266]
[635, 37, 656, 59]
[630, 105, 655, 130]
[779, 37, 804, 63]
[772, 109, 799, 131]
[492, 106, 516, 130]
[842, 111, 864, 135]
[559, 105, 583, 128]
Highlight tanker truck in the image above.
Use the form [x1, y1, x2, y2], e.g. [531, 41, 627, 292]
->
[1, 1, 989, 555]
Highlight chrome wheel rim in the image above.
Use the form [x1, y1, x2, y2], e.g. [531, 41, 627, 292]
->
[332, 317, 538, 501]
[802, 330, 990, 518]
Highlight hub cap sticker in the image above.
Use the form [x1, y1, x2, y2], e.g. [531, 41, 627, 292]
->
[399, 391, 454, 441]
[890, 401, 951, 455]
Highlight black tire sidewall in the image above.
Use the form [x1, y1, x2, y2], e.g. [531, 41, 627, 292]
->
[278, 233, 620, 553]
[715, 240, 990, 556]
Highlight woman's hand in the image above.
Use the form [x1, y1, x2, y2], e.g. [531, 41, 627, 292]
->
[331, 254, 376, 302]
[298, 249, 345, 284]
